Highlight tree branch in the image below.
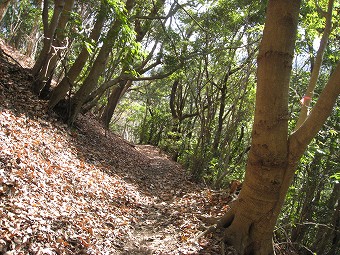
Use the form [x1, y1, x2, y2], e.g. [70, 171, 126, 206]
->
[133, 15, 167, 20]
[289, 60, 340, 161]
[295, 0, 334, 130]
[130, 68, 178, 81]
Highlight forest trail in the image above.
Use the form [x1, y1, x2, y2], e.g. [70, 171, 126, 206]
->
[0, 42, 233, 254]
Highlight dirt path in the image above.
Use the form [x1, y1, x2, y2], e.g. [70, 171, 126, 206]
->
[0, 42, 232, 254]
[73, 116, 225, 254]
[123, 145, 199, 254]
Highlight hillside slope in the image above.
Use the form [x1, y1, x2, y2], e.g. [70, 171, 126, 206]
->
[0, 44, 233, 254]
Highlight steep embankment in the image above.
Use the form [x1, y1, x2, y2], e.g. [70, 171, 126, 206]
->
[0, 43, 232, 254]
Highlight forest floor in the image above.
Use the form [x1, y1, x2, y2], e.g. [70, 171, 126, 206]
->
[0, 41, 235, 254]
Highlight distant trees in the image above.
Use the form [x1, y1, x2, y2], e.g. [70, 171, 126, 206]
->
[133, 1, 264, 186]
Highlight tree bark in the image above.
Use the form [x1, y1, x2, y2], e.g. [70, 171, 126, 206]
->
[35, 0, 75, 96]
[26, 0, 43, 58]
[32, 0, 65, 87]
[101, 80, 132, 128]
[68, 0, 135, 124]
[95, 0, 166, 126]
[221, 1, 301, 254]
[219, 0, 340, 253]
[48, 1, 107, 109]
[0, 0, 11, 24]
[289, 60, 340, 160]
[212, 82, 227, 157]
[295, 0, 334, 129]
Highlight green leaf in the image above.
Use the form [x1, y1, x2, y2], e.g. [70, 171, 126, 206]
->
[84, 41, 94, 55]
[330, 173, 340, 180]
[329, 129, 338, 136]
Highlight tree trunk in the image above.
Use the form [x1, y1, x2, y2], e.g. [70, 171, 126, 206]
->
[68, 0, 135, 124]
[295, 0, 334, 129]
[219, 0, 340, 252]
[36, 0, 74, 96]
[26, 1, 42, 58]
[219, 0, 340, 251]
[0, 0, 11, 24]
[139, 98, 150, 144]
[101, 80, 131, 128]
[48, 1, 107, 109]
[168, 79, 181, 160]
[32, 0, 65, 93]
[221, 1, 301, 254]
[311, 182, 340, 254]
[212, 82, 227, 157]
[78, 0, 165, 118]
[32, 0, 65, 75]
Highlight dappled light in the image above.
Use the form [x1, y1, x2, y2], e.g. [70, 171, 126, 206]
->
[1, 0, 339, 254]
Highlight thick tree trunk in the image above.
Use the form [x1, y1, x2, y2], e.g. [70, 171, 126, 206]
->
[48, 1, 106, 109]
[221, 1, 301, 254]
[220, 26, 340, 255]
[0, 0, 11, 24]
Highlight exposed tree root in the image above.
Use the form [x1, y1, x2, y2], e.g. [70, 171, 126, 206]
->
[194, 207, 235, 241]
[195, 204, 277, 255]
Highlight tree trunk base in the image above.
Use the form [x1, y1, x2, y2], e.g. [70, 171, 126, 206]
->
[203, 207, 275, 255]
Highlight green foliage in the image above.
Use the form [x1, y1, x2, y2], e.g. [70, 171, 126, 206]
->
[140, 107, 171, 145]
[330, 172, 340, 180]
[281, 16, 340, 249]
[107, 0, 128, 18]
[0, 0, 41, 49]
[1, 0, 339, 253]
[84, 40, 95, 55]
